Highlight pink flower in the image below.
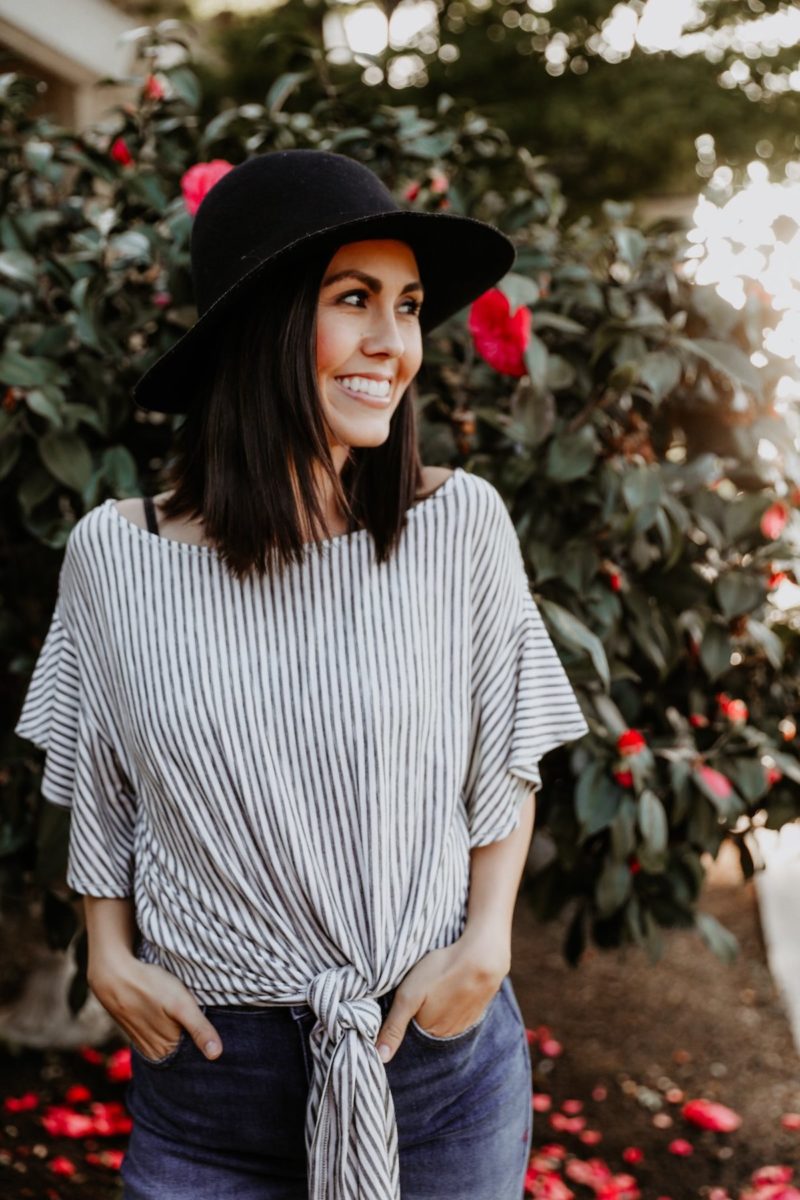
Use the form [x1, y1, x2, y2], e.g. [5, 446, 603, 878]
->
[152, 290, 173, 309]
[697, 764, 733, 801]
[667, 1138, 693, 1156]
[562, 1099, 584, 1115]
[579, 1129, 603, 1145]
[430, 171, 449, 194]
[181, 160, 235, 216]
[540, 1037, 563, 1057]
[761, 501, 789, 540]
[468, 288, 531, 377]
[622, 1147, 644, 1164]
[110, 137, 133, 167]
[533, 1093, 553, 1112]
[550, 1112, 586, 1133]
[681, 1098, 741, 1133]
[143, 73, 165, 101]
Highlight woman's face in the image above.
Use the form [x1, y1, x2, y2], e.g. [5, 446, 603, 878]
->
[315, 239, 424, 452]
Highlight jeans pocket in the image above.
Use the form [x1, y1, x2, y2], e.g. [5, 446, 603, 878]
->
[131, 1026, 189, 1068]
[408, 986, 499, 1045]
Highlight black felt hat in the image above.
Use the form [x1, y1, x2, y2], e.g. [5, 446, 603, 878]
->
[132, 148, 516, 414]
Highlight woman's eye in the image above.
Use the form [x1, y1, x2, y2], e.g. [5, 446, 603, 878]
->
[340, 289, 421, 315]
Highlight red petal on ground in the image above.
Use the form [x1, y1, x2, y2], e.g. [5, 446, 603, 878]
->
[65, 1084, 92, 1104]
[592, 1085, 608, 1102]
[562, 1099, 584, 1115]
[668, 1138, 693, 1156]
[579, 1130, 603, 1145]
[41, 1106, 95, 1138]
[540, 1038, 564, 1057]
[751, 1166, 794, 1185]
[622, 1147, 644, 1164]
[550, 1113, 586, 1133]
[781, 1114, 800, 1131]
[533, 1094, 553, 1112]
[681, 1098, 742, 1132]
[4, 1092, 39, 1112]
[49, 1155, 77, 1176]
[78, 1046, 105, 1065]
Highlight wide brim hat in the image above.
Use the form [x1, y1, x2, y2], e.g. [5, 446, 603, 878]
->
[132, 149, 516, 414]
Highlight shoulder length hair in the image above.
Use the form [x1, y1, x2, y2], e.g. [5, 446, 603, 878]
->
[154, 246, 426, 581]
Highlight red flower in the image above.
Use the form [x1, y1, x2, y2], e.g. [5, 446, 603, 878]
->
[533, 1093, 552, 1112]
[430, 171, 449, 194]
[682, 1098, 741, 1132]
[65, 1084, 91, 1104]
[550, 1111, 586, 1133]
[579, 1129, 603, 1145]
[725, 698, 748, 723]
[768, 569, 788, 589]
[152, 290, 173, 309]
[617, 729, 646, 756]
[668, 1138, 693, 1156]
[628, 857, 641, 875]
[539, 1037, 563, 1057]
[86, 1148, 125, 1170]
[761, 501, 789, 540]
[89, 1100, 133, 1136]
[689, 713, 709, 728]
[110, 137, 133, 167]
[622, 1147, 644, 1164]
[608, 570, 622, 592]
[562, 1099, 584, 1115]
[613, 770, 634, 788]
[467, 288, 531, 377]
[49, 1157, 77, 1177]
[697, 764, 733, 801]
[106, 1046, 132, 1082]
[143, 73, 165, 101]
[180, 160, 235, 217]
[404, 181, 420, 202]
[782, 1113, 800, 1131]
[766, 766, 783, 788]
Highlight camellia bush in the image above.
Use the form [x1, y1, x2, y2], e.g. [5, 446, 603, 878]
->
[2, 21, 800, 1005]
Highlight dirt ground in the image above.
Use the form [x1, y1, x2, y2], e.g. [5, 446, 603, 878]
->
[512, 842, 800, 1198]
[1, 843, 798, 1199]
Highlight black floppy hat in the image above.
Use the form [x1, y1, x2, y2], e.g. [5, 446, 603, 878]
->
[132, 148, 516, 414]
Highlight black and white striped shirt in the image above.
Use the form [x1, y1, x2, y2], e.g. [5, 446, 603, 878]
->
[15, 467, 588, 1200]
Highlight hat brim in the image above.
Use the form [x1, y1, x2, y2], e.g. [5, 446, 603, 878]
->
[132, 209, 515, 414]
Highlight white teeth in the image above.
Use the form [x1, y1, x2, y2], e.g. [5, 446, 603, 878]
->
[336, 376, 391, 398]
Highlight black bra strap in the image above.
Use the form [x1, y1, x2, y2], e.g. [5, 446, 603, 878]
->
[143, 495, 159, 536]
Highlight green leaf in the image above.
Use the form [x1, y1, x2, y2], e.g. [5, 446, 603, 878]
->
[595, 858, 632, 918]
[498, 272, 540, 310]
[545, 425, 598, 483]
[639, 351, 681, 402]
[0, 249, 38, 286]
[747, 618, 784, 669]
[622, 465, 661, 510]
[699, 622, 731, 680]
[714, 572, 766, 618]
[266, 70, 312, 114]
[539, 598, 610, 688]
[530, 312, 587, 335]
[638, 789, 668, 854]
[678, 337, 762, 396]
[576, 761, 620, 837]
[695, 911, 739, 963]
[0, 348, 69, 389]
[38, 431, 93, 492]
[523, 335, 549, 396]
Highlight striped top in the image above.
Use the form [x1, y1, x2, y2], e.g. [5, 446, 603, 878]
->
[14, 466, 588, 1200]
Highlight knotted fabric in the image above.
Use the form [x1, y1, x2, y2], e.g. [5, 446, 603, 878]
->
[305, 965, 400, 1200]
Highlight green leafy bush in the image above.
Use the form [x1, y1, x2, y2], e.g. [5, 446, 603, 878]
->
[3, 24, 799, 985]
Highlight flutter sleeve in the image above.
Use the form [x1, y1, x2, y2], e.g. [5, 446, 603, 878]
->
[14, 604, 137, 898]
[463, 486, 589, 848]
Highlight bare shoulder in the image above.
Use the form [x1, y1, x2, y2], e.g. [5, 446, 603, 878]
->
[416, 466, 454, 501]
[114, 497, 148, 529]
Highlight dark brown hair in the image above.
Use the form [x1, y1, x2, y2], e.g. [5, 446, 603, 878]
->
[155, 245, 426, 581]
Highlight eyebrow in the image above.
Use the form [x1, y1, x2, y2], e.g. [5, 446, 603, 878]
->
[321, 268, 424, 297]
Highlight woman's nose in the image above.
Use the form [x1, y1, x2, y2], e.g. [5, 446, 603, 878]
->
[362, 309, 405, 357]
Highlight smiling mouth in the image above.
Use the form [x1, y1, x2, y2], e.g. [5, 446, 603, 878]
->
[334, 378, 393, 407]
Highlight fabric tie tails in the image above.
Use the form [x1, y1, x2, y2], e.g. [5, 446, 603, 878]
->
[305, 965, 400, 1199]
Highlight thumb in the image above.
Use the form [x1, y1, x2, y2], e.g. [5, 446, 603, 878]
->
[185, 1010, 223, 1060]
[375, 1002, 414, 1065]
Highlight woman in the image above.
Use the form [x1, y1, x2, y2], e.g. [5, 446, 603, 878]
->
[14, 150, 589, 1200]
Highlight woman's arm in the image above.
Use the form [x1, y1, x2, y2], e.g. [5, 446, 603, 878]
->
[461, 787, 536, 967]
[83, 896, 223, 1061]
[375, 790, 535, 1061]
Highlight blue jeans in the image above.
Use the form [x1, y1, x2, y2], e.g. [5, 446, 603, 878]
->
[121, 973, 533, 1200]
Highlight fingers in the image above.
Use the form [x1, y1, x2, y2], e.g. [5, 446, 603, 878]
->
[175, 1002, 223, 1060]
[375, 988, 418, 1064]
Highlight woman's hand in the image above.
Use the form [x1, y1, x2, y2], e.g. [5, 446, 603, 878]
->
[89, 954, 223, 1062]
[375, 926, 510, 1063]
